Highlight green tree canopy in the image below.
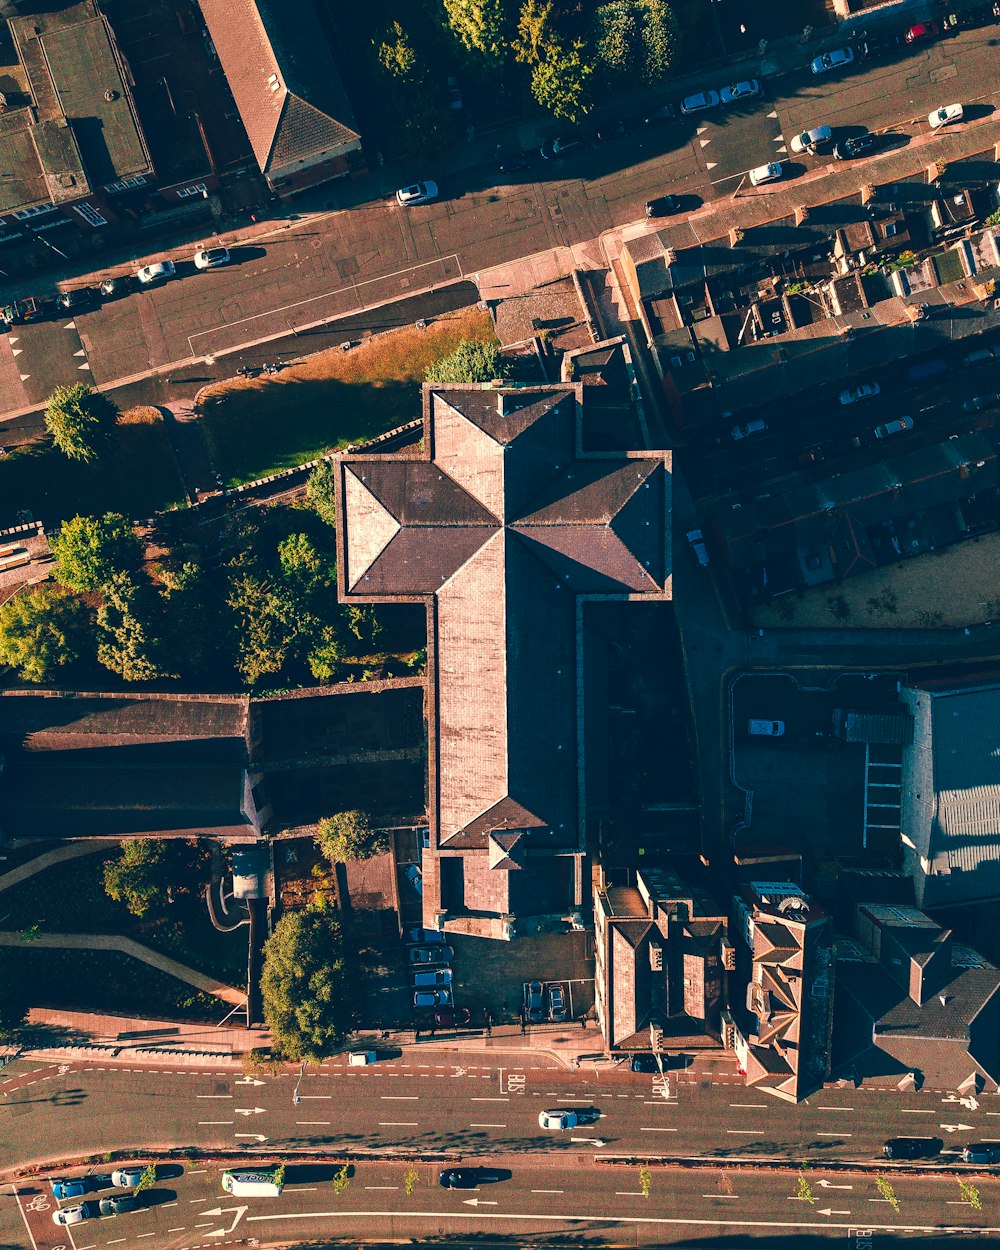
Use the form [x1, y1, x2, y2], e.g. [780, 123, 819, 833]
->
[591, 0, 679, 85]
[377, 20, 417, 78]
[443, 0, 510, 64]
[425, 338, 505, 384]
[103, 839, 168, 917]
[316, 810, 388, 863]
[306, 461, 338, 529]
[513, 0, 555, 64]
[44, 382, 118, 464]
[0, 585, 91, 683]
[530, 36, 592, 121]
[95, 572, 173, 683]
[261, 903, 349, 1059]
[51, 513, 142, 594]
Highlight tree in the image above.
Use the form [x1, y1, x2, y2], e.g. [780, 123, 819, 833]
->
[306, 461, 338, 529]
[0, 585, 91, 683]
[377, 20, 417, 78]
[0, 951, 29, 1037]
[95, 573, 173, 682]
[316, 810, 388, 863]
[260, 903, 349, 1059]
[530, 37, 592, 122]
[44, 383, 118, 464]
[51, 513, 142, 594]
[591, 0, 679, 85]
[425, 338, 505, 384]
[443, 0, 510, 64]
[513, 0, 555, 64]
[103, 839, 168, 917]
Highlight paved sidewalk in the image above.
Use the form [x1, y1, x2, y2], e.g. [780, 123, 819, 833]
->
[22, 1008, 264, 1058]
[0, 840, 117, 894]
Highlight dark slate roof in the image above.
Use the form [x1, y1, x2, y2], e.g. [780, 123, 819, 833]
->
[198, 0, 360, 176]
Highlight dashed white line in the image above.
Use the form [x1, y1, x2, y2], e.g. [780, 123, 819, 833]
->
[470, 1123, 506, 1128]
[703, 1194, 740, 1199]
[365, 1186, 399, 1191]
[296, 1121, 331, 1126]
[726, 1130, 761, 1135]
[730, 1103, 768, 1109]
[379, 1121, 418, 1126]
[531, 1189, 563, 1194]
[168, 1229, 186, 1234]
[816, 1107, 853, 1113]
[640, 1127, 678, 1132]
[817, 1132, 852, 1137]
[900, 1109, 935, 1115]
[381, 1095, 419, 1100]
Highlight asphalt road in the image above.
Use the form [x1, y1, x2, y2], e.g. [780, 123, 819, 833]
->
[2, 22, 1000, 418]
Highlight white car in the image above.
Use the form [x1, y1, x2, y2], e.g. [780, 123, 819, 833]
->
[873, 416, 914, 439]
[730, 418, 767, 440]
[111, 1167, 144, 1190]
[193, 246, 231, 270]
[396, 181, 438, 206]
[749, 719, 785, 737]
[748, 162, 782, 187]
[811, 48, 854, 75]
[53, 1206, 89, 1226]
[720, 80, 760, 105]
[839, 382, 880, 405]
[680, 90, 719, 115]
[413, 968, 453, 988]
[135, 260, 175, 285]
[789, 125, 832, 155]
[348, 1050, 376, 1065]
[686, 529, 709, 568]
[539, 1109, 578, 1130]
[414, 987, 452, 1008]
[928, 103, 963, 130]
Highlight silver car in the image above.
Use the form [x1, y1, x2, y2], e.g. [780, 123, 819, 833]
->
[680, 90, 720, 115]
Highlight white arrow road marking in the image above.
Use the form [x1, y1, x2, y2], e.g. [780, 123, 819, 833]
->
[199, 1206, 247, 1235]
[768, 110, 778, 118]
[697, 126, 708, 134]
[18, 374, 29, 381]
[774, 133, 784, 142]
[236, 1077, 266, 1086]
[462, 1198, 498, 1206]
[699, 139, 711, 148]
[817, 1208, 850, 1216]
[706, 162, 717, 170]
[451, 1067, 467, 1077]
[775, 145, 788, 154]
[817, 1180, 853, 1190]
[10, 347, 21, 356]
[234, 1133, 267, 1142]
[77, 362, 91, 370]
[73, 349, 86, 357]
[8, 336, 17, 343]
[63, 321, 76, 330]
[234, 1107, 266, 1116]
[941, 1123, 975, 1133]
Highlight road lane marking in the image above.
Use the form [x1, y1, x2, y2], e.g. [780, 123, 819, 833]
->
[296, 1121, 331, 1125]
[900, 1109, 935, 1114]
[379, 1121, 418, 1126]
[168, 1229, 186, 1233]
[107, 1239, 127, 1245]
[381, 1095, 419, 1100]
[298, 1095, 332, 1100]
[188, 1171, 208, 1176]
[471, 1097, 509, 1102]
[531, 1190, 563, 1194]
[470, 1123, 506, 1127]
[365, 1187, 399, 1191]
[616, 1191, 645, 1196]
[726, 1130, 761, 1135]
[816, 1107, 853, 1112]
[817, 1132, 852, 1137]
[640, 1127, 677, 1132]
[198, 1120, 234, 1125]
[703, 1194, 740, 1199]
[730, 1103, 768, 1108]
[137, 1233, 155, 1238]
[13, 1191, 40, 1250]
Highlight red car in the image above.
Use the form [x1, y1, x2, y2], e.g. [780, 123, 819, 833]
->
[433, 1007, 471, 1027]
[904, 21, 939, 43]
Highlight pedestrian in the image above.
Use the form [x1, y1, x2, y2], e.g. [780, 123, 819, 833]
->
[486, 1023, 492, 1037]
[520, 1019, 526, 1036]
[580, 1017, 587, 1030]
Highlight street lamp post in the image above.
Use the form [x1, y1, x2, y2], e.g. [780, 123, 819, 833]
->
[292, 1059, 305, 1105]
[709, 0, 726, 60]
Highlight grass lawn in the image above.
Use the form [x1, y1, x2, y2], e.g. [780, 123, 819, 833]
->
[0, 406, 185, 527]
[200, 305, 496, 485]
[751, 531, 1000, 630]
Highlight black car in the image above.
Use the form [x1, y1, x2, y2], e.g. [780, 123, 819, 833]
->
[643, 103, 676, 125]
[498, 151, 535, 175]
[99, 275, 134, 299]
[833, 133, 879, 161]
[539, 135, 584, 160]
[98, 1195, 139, 1216]
[58, 285, 100, 311]
[883, 1136, 944, 1160]
[962, 1143, 1000, 1164]
[630, 1052, 660, 1072]
[595, 118, 629, 142]
[439, 1168, 505, 1189]
[645, 195, 680, 218]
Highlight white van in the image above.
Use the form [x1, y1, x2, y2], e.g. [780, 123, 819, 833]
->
[221, 1170, 283, 1197]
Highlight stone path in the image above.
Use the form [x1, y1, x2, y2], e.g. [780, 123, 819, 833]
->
[0, 840, 117, 894]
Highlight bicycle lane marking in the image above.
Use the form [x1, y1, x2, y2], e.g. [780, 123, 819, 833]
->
[14, 1183, 76, 1250]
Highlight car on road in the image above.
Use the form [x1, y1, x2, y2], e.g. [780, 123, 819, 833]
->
[539, 1108, 579, 1130]
[409, 944, 455, 964]
[405, 863, 423, 895]
[795, 445, 826, 468]
[414, 987, 452, 1008]
[833, 132, 879, 160]
[99, 275, 134, 299]
[348, 1049, 377, 1065]
[2, 296, 46, 324]
[748, 162, 782, 187]
[790, 124, 832, 155]
[396, 181, 439, 206]
[749, 719, 785, 737]
[811, 48, 854, 75]
[839, 382, 880, 405]
[686, 529, 710, 568]
[497, 151, 534, 174]
[440, 1167, 506, 1188]
[964, 345, 998, 367]
[50, 1178, 89, 1199]
[630, 1052, 660, 1073]
[548, 983, 567, 1021]
[905, 21, 940, 43]
[645, 194, 680, 217]
[963, 393, 1000, 413]
[98, 1195, 139, 1216]
[135, 260, 176, 285]
[595, 119, 629, 142]
[643, 103, 676, 125]
[194, 246, 231, 270]
[405, 926, 445, 944]
[540, 135, 584, 159]
[434, 1006, 471, 1027]
[680, 89, 719, 115]
[525, 979, 545, 1022]
[53, 1205, 92, 1225]
[962, 1143, 1000, 1164]
[58, 286, 100, 311]
[413, 968, 453, 988]
[730, 417, 767, 440]
[929, 103, 963, 130]
[719, 80, 760, 105]
[873, 415, 914, 439]
[883, 1136, 943, 1159]
[111, 1167, 146, 1190]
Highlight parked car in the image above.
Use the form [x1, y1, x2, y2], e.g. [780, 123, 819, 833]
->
[414, 987, 452, 1008]
[539, 1108, 578, 1130]
[730, 418, 767, 440]
[839, 382, 880, 405]
[595, 118, 629, 142]
[111, 1167, 146, 1190]
[193, 246, 231, 270]
[811, 48, 854, 75]
[643, 103, 676, 125]
[405, 863, 423, 895]
[58, 286, 100, 311]
[409, 944, 454, 964]
[396, 181, 438, 206]
[540, 135, 584, 159]
[645, 194, 680, 217]
[630, 1053, 660, 1073]
[685, 529, 709, 568]
[749, 719, 785, 737]
[928, 103, 963, 130]
[2, 296, 46, 324]
[413, 968, 453, 988]
[446, 76, 463, 110]
[548, 983, 567, 1021]
[883, 1136, 943, 1159]
[795, 446, 826, 468]
[434, 1006, 471, 1027]
[833, 132, 879, 160]
[962, 1143, 1000, 1164]
[790, 124, 832, 155]
[873, 415, 914, 439]
[50, 1178, 88, 1199]
[905, 20, 940, 43]
[405, 926, 445, 944]
[748, 162, 782, 186]
[440, 1168, 505, 1188]
[135, 260, 176, 285]
[53, 1206, 92, 1226]
[963, 345, 998, 366]
[497, 151, 534, 174]
[680, 89, 720, 115]
[719, 80, 760, 105]
[348, 1050, 377, 1065]
[525, 979, 545, 1022]
[99, 275, 134, 299]
[964, 393, 1000, 413]
[98, 1195, 139, 1216]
